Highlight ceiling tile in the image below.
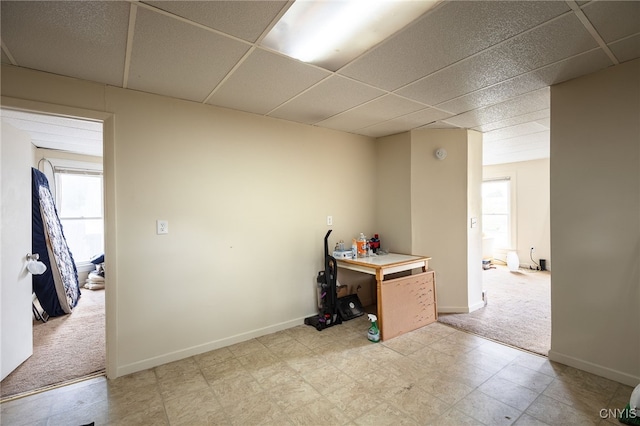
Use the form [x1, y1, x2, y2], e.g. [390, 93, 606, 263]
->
[398, 13, 596, 107]
[422, 121, 461, 130]
[436, 48, 612, 114]
[582, 0, 640, 43]
[609, 34, 640, 64]
[1, 109, 102, 157]
[339, 0, 570, 91]
[316, 95, 426, 132]
[207, 49, 330, 115]
[473, 109, 550, 133]
[444, 87, 549, 128]
[484, 131, 549, 165]
[0, 1, 129, 86]
[143, 1, 287, 42]
[483, 122, 549, 142]
[128, 8, 250, 102]
[268, 76, 384, 125]
[357, 108, 454, 137]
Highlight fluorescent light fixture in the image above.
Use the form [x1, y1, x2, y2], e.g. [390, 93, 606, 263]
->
[262, 0, 440, 71]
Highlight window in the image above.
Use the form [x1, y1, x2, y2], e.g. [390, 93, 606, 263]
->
[482, 178, 512, 249]
[55, 167, 103, 264]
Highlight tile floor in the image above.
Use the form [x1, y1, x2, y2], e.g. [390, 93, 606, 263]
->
[0, 317, 633, 425]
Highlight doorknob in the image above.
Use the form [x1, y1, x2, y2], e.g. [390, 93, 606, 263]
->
[26, 253, 46, 275]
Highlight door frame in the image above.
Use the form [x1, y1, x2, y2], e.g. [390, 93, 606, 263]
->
[2, 96, 117, 379]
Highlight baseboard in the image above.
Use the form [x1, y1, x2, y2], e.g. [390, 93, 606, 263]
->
[468, 300, 485, 313]
[438, 306, 473, 314]
[548, 350, 640, 387]
[116, 316, 306, 378]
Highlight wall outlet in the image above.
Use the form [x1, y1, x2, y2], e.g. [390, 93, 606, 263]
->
[157, 220, 168, 234]
[327, 215, 333, 226]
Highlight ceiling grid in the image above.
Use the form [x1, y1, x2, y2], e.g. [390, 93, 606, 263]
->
[1, 0, 638, 164]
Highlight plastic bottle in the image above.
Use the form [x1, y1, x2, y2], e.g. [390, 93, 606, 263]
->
[367, 314, 380, 342]
[351, 239, 357, 259]
[357, 233, 367, 258]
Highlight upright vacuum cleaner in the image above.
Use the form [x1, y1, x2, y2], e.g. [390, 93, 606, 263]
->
[305, 230, 342, 330]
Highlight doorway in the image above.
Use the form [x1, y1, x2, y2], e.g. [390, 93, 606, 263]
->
[439, 159, 551, 356]
[0, 109, 106, 399]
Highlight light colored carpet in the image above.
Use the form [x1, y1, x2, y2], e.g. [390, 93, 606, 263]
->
[438, 265, 550, 355]
[0, 288, 105, 399]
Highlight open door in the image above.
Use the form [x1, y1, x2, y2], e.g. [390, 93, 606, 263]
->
[1, 121, 34, 380]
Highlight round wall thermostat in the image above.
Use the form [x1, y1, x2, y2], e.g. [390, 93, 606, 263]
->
[435, 148, 448, 160]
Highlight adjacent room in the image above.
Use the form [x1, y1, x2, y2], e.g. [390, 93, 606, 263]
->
[0, 110, 106, 398]
[1, 1, 638, 425]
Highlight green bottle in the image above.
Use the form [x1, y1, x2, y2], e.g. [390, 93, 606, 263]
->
[367, 314, 380, 343]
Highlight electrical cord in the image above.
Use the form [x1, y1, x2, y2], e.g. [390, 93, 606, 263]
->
[530, 248, 539, 269]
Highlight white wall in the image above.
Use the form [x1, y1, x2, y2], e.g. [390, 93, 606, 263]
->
[375, 129, 483, 313]
[375, 132, 412, 254]
[466, 131, 483, 311]
[2, 65, 377, 377]
[550, 58, 639, 386]
[483, 158, 550, 269]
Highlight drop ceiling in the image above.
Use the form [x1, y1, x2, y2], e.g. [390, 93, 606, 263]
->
[1, 1, 638, 165]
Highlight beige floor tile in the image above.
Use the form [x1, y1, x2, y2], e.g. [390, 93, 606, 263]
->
[454, 389, 522, 426]
[407, 346, 458, 370]
[542, 377, 611, 412]
[193, 346, 235, 369]
[359, 342, 405, 364]
[415, 374, 475, 405]
[438, 362, 496, 388]
[269, 339, 315, 360]
[383, 382, 451, 423]
[257, 329, 295, 347]
[285, 352, 329, 375]
[223, 390, 289, 425]
[109, 368, 157, 391]
[286, 397, 352, 425]
[381, 333, 427, 355]
[496, 364, 554, 393]
[513, 413, 552, 425]
[479, 376, 541, 411]
[511, 352, 566, 378]
[163, 387, 226, 425]
[427, 407, 485, 425]
[249, 361, 301, 389]
[301, 364, 359, 396]
[209, 373, 263, 407]
[324, 380, 383, 420]
[107, 401, 169, 426]
[454, 346, 514, 374]
[157, 372, 210, 402]
[555, 366, 620, 396]
[353, 401, 420, 425]
[525, 394, 599, 425]
[236, 348, 281, 370]
[154, 357, 200, 382]
[200, 357, 247, 382]
[268, 377, 323, 413]
[227, 338, 268, 357]
[475, 340, 524, 361]
[4, 319, 636, 426]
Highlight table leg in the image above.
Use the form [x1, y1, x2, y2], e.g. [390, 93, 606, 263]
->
[376, 269, 383, 340]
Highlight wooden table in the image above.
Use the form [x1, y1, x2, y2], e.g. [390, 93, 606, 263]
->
[336, 253, 436, 340]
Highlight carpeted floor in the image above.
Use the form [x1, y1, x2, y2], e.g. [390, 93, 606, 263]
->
[0, 288, 105, 399]
[438, 265, 550, 356]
